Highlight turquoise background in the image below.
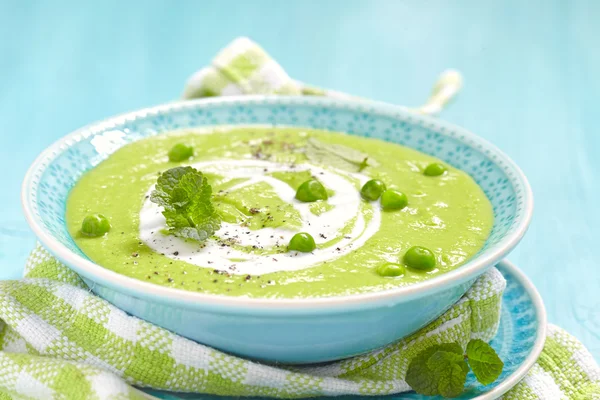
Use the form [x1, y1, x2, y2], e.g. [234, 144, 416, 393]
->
[0, 0, 598, 361]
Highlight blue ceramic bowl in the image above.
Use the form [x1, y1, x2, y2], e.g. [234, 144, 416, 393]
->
[22, 96, 533, 364]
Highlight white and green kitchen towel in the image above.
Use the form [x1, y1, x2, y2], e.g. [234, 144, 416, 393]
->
[0, 37, 598, 400]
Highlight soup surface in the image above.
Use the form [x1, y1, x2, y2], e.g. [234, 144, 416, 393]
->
[67, 126, 494, 298]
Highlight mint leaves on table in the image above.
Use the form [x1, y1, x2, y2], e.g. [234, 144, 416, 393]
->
[304, 137, 377, 172]
[405, 339, 504, 398]
[150, 166, 221, 242]
[466, 339, 505, 385]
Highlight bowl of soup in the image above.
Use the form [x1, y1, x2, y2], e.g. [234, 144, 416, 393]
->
[22, 96, 532, 363]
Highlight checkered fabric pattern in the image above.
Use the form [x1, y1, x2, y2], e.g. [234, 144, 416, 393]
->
[0, 245, 508, 399]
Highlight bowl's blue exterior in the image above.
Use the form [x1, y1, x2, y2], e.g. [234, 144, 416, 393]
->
[22, 96, 532, 363]
[83, 276, 475, 363]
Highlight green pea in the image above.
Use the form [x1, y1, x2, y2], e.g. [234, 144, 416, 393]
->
[168, 143, 194, 162]
[295, 179, 328, 202]
[360, 179, 387, 201]
[288, 232, 316, 252]
[404, 246, 436, 270]
[81, 214, 111, 237]
[381, 189, 408, 210]
[424, 162, 447, 176]
[376, 263, 406, 277]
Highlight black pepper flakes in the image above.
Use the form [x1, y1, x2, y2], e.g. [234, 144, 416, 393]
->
[245, 275, 251, 281]
[167, 278, 174, 283]
[173, 251, 179, 256]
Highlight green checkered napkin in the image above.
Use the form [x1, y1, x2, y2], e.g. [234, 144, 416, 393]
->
[0, 245, 506, 399]
[0, 37, 597, 399]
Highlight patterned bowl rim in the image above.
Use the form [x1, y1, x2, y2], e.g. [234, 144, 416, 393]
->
[21, 95, 534, 309]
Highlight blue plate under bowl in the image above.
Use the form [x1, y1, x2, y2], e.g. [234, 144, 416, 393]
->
[21, 96, 533, 363]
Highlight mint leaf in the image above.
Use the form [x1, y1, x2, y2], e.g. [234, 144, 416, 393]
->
[427, 351, 464, 372]
[305, 138, 378, 172]
[405, 347, 440, 396]
[427, 351, 469, 398]
[437, 361, 469, 398]
[435, 342, 464, 356]
[467, 339, 504, 385]
[405, 343, 461, 396]
[150, 166, 221, 242]
[407, 341, 503, 398]
[406, 343, 466, 397]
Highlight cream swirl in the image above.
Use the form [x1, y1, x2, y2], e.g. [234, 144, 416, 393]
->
[139, 159, 381, 275]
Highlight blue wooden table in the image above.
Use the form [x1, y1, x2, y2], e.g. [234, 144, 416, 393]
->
[0, 0, 598, 361]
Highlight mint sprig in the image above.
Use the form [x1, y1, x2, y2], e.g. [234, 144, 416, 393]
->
[150, 166, 221, 242]
[405, 339, 503, 398]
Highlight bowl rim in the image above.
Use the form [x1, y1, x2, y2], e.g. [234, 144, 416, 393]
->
[21, 95, 534, 309]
